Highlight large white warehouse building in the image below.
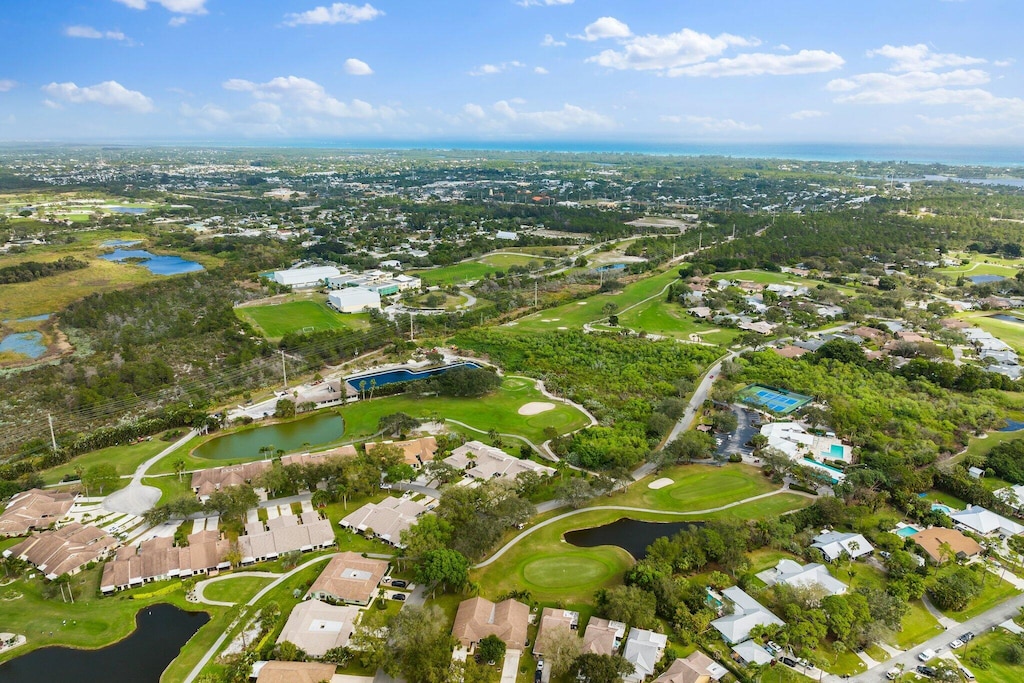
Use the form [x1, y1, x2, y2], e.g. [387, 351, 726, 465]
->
[272, 266, 341, 288]
[328, 288, 381, 313]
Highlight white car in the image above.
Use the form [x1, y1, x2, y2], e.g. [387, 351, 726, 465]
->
[949, 639, 964, 649]
[918, 648, 936, 662]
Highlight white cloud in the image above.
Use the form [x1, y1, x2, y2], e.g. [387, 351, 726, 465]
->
[867, 44, 985, 72]
[518, 0, 574, 6]
[491, 100, 614, 130]
[776, 44, 791, 52]
[462, 103, 486, 119]
[42, 80, 155, 112]
[575, 16, 632, 42]
[788, 109, 826, 120]
[64, 25, 132, 42]
[43, 99, 62, 109]
[284, 3, 383, 27]
[469, 61, 525, 76]
[586, 28, 756, 71]
[222, 75, 393, 119]
[685, 115, 761, 132]
[113, 0, 208, 15]
[827, 69, 991, 103]
[670, 49, 844, 77]
[534, 66, 549, 75]
[659, 115, 682, 123]
[344, 58, 374, 76]
[541, 34, 566, 48]
[0, 79, 17, 92]
[994, 59, 1014, 67]
[168, 16, 188, 27]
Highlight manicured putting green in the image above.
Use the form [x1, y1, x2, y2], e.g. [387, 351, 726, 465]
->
[521, 555, 616, 589]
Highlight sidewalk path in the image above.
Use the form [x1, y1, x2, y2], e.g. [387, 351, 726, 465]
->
[192, 571, 282, 607]
[103, 429, 198, 515]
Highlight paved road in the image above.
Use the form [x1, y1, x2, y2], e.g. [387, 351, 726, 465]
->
[664, 351, 738, 446]
[103, 429, 198, 515]
[845, 592, 1024, 682]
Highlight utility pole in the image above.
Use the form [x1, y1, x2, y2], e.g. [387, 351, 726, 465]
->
[534, 280, 538, 308]
[48, 413, 58, 453]
[410, 315, 415, 342]
[280, 350, 287, 388]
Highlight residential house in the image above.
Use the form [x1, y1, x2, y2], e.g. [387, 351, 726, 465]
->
[0, 489, 75, 537]
[444, 441, 555, 481]
[253, 661, 338, 683]
[653, 651, 728, 683]
[452, 596, 530, 651]
[307, 552, 389, 606]
[339, 495, 430, 546]
[995, 484, 1024, 513]
[582, 617, 626, 656]
[622, 628, 668, 683]
[100, 530, 234, 592]
[365, 436, 438, 469]
[5, 522, 117, 580]
[912, 527, 983, 563]
[731, 640, 773, 666]
[756, 559, 847, 597]
[237, 511, 335, 564]
[535, 608, 579, 655]
[190, 461, 272, 501]
[279, 445, 357, 468]
[772, 345, 808, 359]
[811, 531, 873, 562]
[951, 505, 1024, 537]
[276, 599, 360, 657]
[711, 587, 784, 644]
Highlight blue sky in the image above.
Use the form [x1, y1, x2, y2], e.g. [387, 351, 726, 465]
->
[0, 0, 1021, 144]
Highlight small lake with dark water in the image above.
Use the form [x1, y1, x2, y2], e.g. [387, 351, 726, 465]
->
[193, 411, 346, 460]
[564, 518, 701, 560]
[990, 314, 1024, 325]
[968, 275, 1006, 284]
[99, 249, 204, 275]
[0, 603, 208, 683]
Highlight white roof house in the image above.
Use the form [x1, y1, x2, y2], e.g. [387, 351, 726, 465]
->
[272, 266, 340, 288]
[995, 485, 1024, 511]
[711, 587, 784, 645]
[951, 505, 1024, 537]
[444, 441, 555, 481]
[731, 640, 773, 666]
[622, 628, 668, 683]
[756, 559, 847, 597]
[811, 531, 873, 562]
[328, 287, 381, 313]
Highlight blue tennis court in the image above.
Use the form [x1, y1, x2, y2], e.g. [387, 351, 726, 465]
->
[738, 384, 812, 414]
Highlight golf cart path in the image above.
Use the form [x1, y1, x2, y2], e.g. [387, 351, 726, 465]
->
[474, 487, 813, 569]
[102, 429, 198, 515]
[191, 571, 282, 607]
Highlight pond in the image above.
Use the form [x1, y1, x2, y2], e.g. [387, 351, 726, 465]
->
[1000, 419, 1024, 432]
[0, 331, 47, 359]
[968, 275, 1006, 284]
[101, 239, 143, 247]
[106, 206, 150, 214]
[99, 249, 204, 275]
[0, 603, 209, 683]
[990, 314, 1024, 325]
[3, 313, 51, 323]
[564, 518, 701, 560]
[193, 411, 346, 460]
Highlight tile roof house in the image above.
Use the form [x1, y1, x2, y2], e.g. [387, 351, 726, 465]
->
[622, 628, 668, 683]
[444, 441, 554, 481]
[279, 445, 357, 467]
[582, 617, 627, 656]
[100, 529, 236, 592]
[711, 587, 784, 644]
[5, 522, 117, 579]
[652, 651, 728, 683]
[307, 552, 389, 606]
[756, 559, 847, 597]
[951, 505, 1024, 537]
[0, 488, 75, 537]
[365, 436, 438, 468]
[452, 597, 530, 651]
[236, 511, 335, 564]
[253, 660, 337, 683]
[276, 599, 360, 657]
[535, 608, 580, 656]
[912, 527, 983, 563]
[190, 461, 272, 501]
[811, 531, 873, 562]
[339, 495, 430, 546]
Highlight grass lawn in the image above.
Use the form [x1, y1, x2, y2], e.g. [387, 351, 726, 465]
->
[404, 291, 468, 310]
[40, 437, 175, 486]
[957, 429, 1024, 466]
[967, 630, 1024, 683]
[893, 599, 942, 649]
[957, 311, 1024, 353]
[481, 253, 547, 268]
[142, 474, 194, 505]
[201, 576, 275, 604]
[411, 262, 501, 287]
[610, 463, 778, 512]
[237, 300, 370, 339]
[712, 269, 858, 296]
[617, 298, 740, 345]
[933, 569, 1021, 621]
[510, 268, 684, 334]
[924, 490, 971, 510]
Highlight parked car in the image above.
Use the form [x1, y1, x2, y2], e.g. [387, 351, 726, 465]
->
[962, 631, 976, 642]
[918, 648, 936, 662]
[765, 641, 781, 655]
[780, 656, 798, 667]
[916, 665, 936, 678]
[949, 638, 964, 649]
[885, 668, 900, 680]
[391, 579, 408, 588]
[392, 593, 406, 601]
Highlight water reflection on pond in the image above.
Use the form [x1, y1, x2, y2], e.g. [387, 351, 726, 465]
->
[564, 518, 701, 560]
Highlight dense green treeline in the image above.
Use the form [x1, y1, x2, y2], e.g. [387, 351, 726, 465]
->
[0, 256, 87, 285]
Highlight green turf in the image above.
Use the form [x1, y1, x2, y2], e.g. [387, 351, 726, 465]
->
[480, 253, 546, 269]
[237, 300, 370, 339]
[893, 599, 942, 649]
[968, 630, 1024, 683]
[611, 464, 778, 511]
[932, 568, 1021, 621]
[616, 297, 740, 345]
[410, 262, 501, 287]
[200, 576, 275, 604]
[142, 474, 194, 504]
[521, 556, 618, 589]
[957, 312, 1024, 353]
[39, 436, 184, 486]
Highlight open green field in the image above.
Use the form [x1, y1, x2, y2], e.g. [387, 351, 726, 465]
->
[935, 252, 1024, 275]
[616, 297, 740, 345]
[200, 576, 275, 604]
[502, 245, 577, 257]
[411, 261, 501, 286]
[894, 600, 942, 649]
[404, 291, 468, 310]
[958, 311, 1024, 353]
[968, 630, 1024, 683]
[472, 490, 810, 603]
[40, 437, 176, 485]
[143, 474, 193, 504]
[611, 463, 777, 511]
[957, 428, 1024, 465]
[510, 268, 683, 334]
[480, 253, 550, 269]
[236, 300, 370, 339]
[711, 269, 858, 296]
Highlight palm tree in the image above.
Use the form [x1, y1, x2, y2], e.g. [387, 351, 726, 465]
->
[368, 378, 377, 400]
[311, 489, 332, 509]
[173, 458, 186, 482]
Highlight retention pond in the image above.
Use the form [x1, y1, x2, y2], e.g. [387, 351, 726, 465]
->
[564, 518, 701, 560]
[193, 411, 346, 460]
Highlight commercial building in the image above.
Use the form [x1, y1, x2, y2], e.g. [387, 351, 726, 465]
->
[272, 266, 341, 288]
[0, 488, 75, 537]
[307, 552, 389, 606]
[5, 522, 118, 580]
[327, 287, 381, 313]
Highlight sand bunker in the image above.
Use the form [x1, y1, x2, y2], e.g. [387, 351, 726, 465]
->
[519, 401, 556, 416]
[648, 477, 674, 490]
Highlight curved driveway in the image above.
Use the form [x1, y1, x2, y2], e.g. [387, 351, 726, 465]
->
[103, 429, 198, 515]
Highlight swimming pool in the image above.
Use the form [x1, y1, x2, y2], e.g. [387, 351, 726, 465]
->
[346, 362, 481, 390]
[828, 444, 846, 458]
[896, 527, 919, 538]
[931, 503, 954, 516]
